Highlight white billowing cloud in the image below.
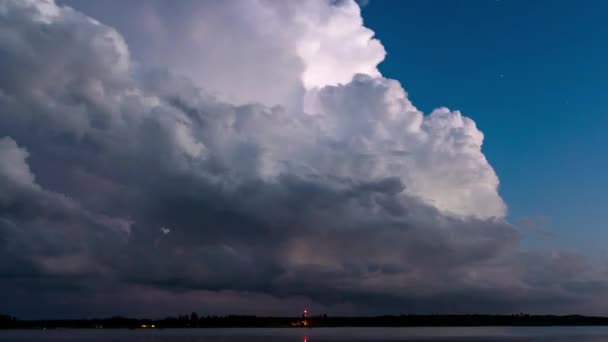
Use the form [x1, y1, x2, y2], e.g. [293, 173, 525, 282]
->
[58, 0, 501, 218]
[59, 0, 385, 108]
[293, 0, 385, 89]
[303, 76, 505, 217]
[418, 108, 505, 217]
[0, 0, 503, 241]
[173, 71, 504, 217]
[0, 0, 132, 138]
[7, 0, 591, 317]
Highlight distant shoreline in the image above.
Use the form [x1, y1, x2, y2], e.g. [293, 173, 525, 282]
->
[4, 314, 608, 329]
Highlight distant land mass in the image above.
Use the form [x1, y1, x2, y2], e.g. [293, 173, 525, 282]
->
[4, 313, 608, 329]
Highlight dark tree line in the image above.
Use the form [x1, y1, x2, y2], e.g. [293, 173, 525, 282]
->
[0, 314, 17, 329]
[4, 313, 608, 329]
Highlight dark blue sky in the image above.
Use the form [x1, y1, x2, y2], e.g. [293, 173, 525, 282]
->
[362, 0, 608, 252]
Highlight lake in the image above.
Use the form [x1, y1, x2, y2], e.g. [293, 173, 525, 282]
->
[3, 327, 608, 341]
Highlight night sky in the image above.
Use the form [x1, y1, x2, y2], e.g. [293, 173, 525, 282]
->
[1, 0, 607, 319]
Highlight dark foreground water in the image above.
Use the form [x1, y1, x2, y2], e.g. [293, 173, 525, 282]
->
[3, 327, 608, 341]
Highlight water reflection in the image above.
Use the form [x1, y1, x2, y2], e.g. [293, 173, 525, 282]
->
[4, 327, 608, 341]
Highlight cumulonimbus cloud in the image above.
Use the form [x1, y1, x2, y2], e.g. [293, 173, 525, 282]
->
[0, 0, 605, 318]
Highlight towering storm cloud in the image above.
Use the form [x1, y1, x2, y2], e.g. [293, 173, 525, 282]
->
[0, 0, 605, 318]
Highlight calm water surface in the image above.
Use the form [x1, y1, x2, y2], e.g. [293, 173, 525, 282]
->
[3, 327, 608, 341]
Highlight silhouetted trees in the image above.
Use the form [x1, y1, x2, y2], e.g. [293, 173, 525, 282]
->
[0, 314, 17, 329]
[190, 312, 199, 327]
[4, 312, 608, 329]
